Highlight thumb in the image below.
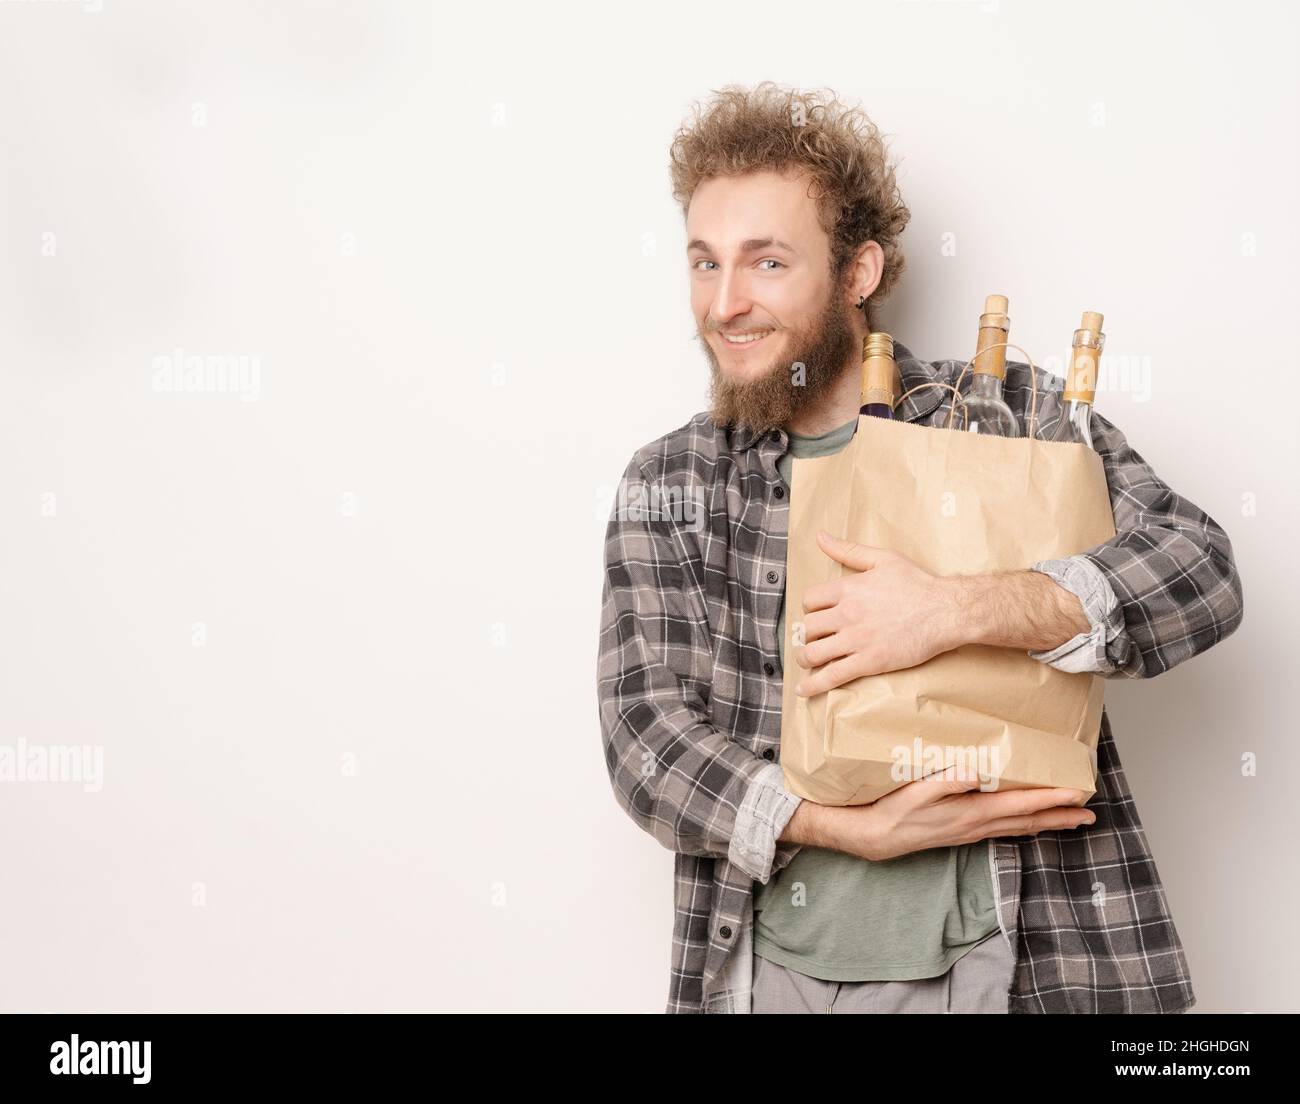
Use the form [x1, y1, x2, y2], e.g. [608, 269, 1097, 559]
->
[816, 530, 883, 572]
[908, 762, 985, 802]
[933, 762, 986, 794]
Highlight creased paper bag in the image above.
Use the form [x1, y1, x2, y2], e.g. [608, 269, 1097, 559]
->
[779, 414, 1117, 806]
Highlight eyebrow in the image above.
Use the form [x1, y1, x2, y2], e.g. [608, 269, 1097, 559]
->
[686, 237, 797, 255]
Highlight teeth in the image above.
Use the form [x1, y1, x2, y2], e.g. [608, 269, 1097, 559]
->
[722, 330, 772, 344]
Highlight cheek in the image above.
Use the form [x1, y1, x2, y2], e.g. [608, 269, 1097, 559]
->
[781, 286, 828, 325]
[690, 284, 712, 326]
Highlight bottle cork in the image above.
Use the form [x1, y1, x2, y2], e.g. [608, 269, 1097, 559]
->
[973, 294, 1010, 379]
[1064, 310, 1105, 403]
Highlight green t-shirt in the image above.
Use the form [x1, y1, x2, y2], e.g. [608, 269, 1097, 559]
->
[755, 414, 999, 982]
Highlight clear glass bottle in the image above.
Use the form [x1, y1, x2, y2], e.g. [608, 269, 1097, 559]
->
[960, 294, 1020, 437]
[859, 332, 896, 419]
[1044, 311, 1104, 448]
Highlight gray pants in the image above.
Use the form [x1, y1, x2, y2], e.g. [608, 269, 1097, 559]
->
[752, 931, 1015, 1014]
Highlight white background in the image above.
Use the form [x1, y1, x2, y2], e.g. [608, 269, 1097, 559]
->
[0, 0, 1294, 1012]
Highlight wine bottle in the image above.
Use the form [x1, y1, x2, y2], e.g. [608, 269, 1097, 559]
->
[961, 294, 1020, 437]
[1043, 311, 1104, 447]
[859, 332, 896, 419]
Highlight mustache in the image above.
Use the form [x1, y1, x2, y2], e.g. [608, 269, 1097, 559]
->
[704, 321, 779, 334]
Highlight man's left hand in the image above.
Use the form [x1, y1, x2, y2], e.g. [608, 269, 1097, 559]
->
[791, 531, 963, 697]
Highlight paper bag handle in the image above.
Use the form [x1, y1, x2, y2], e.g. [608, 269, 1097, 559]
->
[895, 341, 1042, 438]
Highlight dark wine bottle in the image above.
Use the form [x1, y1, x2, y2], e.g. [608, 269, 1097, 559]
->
[859, 332, 897, 419]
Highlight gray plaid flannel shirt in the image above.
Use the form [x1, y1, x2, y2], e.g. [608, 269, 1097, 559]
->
[597, 339, 1244, 1014]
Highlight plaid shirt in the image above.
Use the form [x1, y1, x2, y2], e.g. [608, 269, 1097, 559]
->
[597, 339, 1244, 1014]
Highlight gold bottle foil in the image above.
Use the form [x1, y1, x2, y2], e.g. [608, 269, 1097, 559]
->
[860, 332, 897, 408]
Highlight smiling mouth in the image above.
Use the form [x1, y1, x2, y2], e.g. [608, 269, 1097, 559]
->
[718, 329, 775, 349]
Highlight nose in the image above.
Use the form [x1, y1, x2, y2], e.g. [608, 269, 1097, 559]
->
[709, 270, 753, 330]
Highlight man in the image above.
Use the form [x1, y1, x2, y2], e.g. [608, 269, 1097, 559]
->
[597, 83, 1243, 1014]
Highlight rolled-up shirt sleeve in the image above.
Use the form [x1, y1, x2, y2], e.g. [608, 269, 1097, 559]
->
[729, 762, 803, 883]
[1027, 554, 1125, 675]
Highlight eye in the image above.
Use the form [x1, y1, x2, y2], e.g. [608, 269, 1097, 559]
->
[758, 259, 785, 271]
[692, 258, 717, 271]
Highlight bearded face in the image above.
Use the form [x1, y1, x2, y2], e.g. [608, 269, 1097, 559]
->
[699, 274, 859, 436]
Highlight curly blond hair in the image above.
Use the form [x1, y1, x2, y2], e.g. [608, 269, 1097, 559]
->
[668, 81, 910, 330]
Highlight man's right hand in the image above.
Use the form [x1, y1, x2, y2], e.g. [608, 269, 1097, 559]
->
[778, 766, 1096, 862]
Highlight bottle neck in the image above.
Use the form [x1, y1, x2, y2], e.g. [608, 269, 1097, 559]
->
[969, 371, 1005, 397]
[1056, 397, 1094, 447]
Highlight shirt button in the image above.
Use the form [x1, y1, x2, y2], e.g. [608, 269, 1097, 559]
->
[766, 570, 779, 584]
[762, 748, 775, 761]
[719, 925, 733, 940]
[763, 662, 775, 676]
[773, 485, 785, 499]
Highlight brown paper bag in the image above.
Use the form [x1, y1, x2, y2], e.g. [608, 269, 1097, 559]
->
[779, 412, 1117, 806]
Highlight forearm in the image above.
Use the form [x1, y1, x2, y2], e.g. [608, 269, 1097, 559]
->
[778, 797, 865, 855]
[943, 569, 1091, 653]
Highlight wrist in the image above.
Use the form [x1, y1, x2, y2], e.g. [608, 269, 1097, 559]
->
[778, 799, 833, 849]
[779, 798, 880, 859]
[936, 573, 988, 650]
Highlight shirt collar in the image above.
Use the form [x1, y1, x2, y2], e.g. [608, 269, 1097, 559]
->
[723, 338, 950, 452]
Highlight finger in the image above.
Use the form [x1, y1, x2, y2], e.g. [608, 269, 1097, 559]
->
[794, 654, 865, 698]
[798, 607, 841, 644]
[817, 531, 885, 572]
[977, 806, 1096, 840]
[800, 579, 841, 615]
[792, 630, 853, 672]
[962, 787, 1092, 820]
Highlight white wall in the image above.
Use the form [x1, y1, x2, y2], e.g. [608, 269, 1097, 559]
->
[0, 0, 1293, 1012]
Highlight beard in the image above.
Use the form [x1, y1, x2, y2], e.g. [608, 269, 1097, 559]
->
[700, 286, 859, 437]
